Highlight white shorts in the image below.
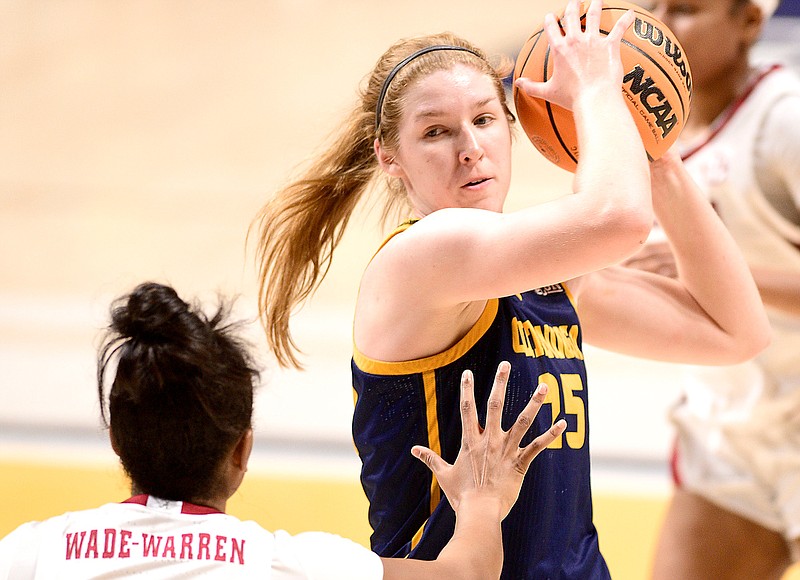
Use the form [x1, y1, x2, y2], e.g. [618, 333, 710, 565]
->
[669, 362, 800, 550]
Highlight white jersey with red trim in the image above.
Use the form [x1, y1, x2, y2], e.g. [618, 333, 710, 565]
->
[0, 495, 383, 579]
[669, 64, 800, 540]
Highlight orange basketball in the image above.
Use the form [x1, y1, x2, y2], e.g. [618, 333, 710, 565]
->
[513, 0, 692, 172]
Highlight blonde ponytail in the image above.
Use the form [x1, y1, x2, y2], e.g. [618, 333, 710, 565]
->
[252, 32, 513, 368]
[251, 106, 378, 369]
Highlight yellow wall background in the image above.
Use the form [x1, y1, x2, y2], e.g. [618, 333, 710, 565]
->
[0, 459, 668, 580]
[3, 459, 799, 579]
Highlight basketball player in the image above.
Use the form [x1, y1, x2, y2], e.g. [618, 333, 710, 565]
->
[625, 1, 800, 578]
[251, 0, 770, 577]
[0, 282, 565, 579]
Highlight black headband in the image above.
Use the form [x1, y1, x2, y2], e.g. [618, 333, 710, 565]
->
[374, 45, 483, 133]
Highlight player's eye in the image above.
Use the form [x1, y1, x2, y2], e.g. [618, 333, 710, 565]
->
[424, 127, 446, 138]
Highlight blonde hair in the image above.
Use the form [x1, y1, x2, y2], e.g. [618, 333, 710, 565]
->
[251, 32, 514, 368]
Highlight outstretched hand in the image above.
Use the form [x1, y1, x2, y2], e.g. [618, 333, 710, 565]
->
[515, 0, 635, 111]
[411, 361, 567, 519]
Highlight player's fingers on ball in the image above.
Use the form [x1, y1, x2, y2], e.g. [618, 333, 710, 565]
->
[607, 9, 635, 43]
[542, 12, 564, 47]
[562, 0, 581, 36]
[585, 0, 603, 33]
[520, 419, 567, 466]
[485, 361, 511, 430]
[514, 77, 547, 100]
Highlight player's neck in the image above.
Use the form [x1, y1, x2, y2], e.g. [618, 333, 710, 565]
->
[682, 63, 756, 142]
[129, 486, 228, 513]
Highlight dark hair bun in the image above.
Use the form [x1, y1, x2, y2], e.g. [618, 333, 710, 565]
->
[110, 282, 195, 345]
[97, 281, 258, 502]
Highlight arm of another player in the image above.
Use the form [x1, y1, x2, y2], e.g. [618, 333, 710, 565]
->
[380, 361, 566, 580]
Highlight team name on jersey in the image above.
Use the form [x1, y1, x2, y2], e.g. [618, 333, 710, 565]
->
[532, 284, 564, 296]
[511, 317, 583, 360]
[64, 529, 245, 565]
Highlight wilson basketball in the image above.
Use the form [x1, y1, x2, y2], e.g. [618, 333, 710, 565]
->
[513, 0, 692, 172]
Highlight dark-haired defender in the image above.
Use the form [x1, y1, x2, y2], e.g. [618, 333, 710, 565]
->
[0, 282, 564, 579]
[252, 0, 770, 577]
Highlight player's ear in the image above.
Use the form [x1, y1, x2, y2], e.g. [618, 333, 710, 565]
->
[374, 138, 404, 178]
[740, 1, 766, 49]
[233, 428, 253, 473]
[223, 429, 253, 498]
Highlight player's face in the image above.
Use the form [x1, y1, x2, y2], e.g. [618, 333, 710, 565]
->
[384, 65, 512, 215]
[645, 0, 752, 88]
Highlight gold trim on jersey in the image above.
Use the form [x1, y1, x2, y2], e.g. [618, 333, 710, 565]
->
[422, 369, 442, 510]
[353, 298, 499, 375]
[410, 522, 426, 552]
[407, 369, 443, 552]
[369, 219, 417, 259]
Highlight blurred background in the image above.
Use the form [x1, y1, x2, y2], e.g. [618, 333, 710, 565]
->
[1, 1, 798, 578]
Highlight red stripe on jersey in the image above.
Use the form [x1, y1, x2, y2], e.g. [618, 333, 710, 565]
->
[123, 495, 148, 506]
[180, 502, 222, 515]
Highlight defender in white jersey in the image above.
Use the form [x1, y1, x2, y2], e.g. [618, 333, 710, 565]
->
[629, 1, 800, 578]
[0, 282, 564, 579]
[0, 495, 382, 579]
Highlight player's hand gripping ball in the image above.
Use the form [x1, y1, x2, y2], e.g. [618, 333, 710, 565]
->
[513, 0, 692, 172]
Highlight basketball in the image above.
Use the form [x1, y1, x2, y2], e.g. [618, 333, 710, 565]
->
[513, 0, 692, 172]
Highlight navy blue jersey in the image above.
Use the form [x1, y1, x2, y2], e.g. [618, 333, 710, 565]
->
[352, 228, 608, 579]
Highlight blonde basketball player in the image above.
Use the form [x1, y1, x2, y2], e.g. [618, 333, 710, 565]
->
[252, 0, 770, 576]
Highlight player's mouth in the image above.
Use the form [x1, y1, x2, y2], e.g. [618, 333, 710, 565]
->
[463, 177, 491, 188]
